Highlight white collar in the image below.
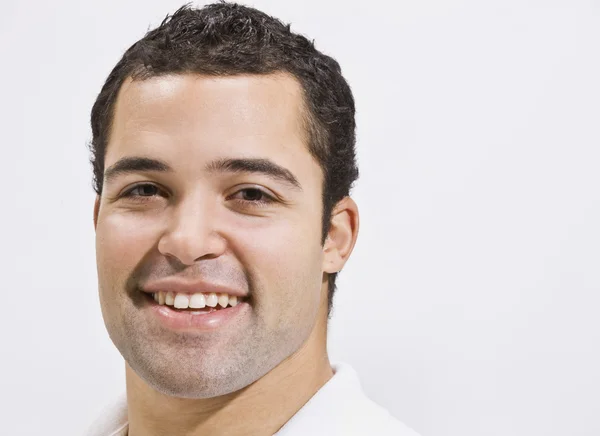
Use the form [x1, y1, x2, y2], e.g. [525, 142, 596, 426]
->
[275, 362, 419, 435]
[86, 362, 419, 436]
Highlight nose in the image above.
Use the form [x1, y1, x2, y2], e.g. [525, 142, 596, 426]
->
[157, 196, 227, 266]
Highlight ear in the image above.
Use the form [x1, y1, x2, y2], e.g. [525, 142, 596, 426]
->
[93, 196, 100, 230]
[322, 196, 359, 273]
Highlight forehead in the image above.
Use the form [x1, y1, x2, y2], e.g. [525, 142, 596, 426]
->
[107, 72, 313, 170]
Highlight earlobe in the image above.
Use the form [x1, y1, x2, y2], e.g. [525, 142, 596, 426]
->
[322, 197, 359, 274]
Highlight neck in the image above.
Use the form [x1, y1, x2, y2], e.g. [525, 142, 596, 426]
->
[126, 307, 332, 436]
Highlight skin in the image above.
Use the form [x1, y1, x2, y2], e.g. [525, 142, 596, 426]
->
[93, 72, 359, 436]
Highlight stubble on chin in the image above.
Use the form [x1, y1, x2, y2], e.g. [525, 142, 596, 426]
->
[116, 313, 288, 399]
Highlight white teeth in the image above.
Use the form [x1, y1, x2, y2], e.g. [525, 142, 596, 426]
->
[218, 293, 229, 308]
[206, 293, 218, 307]
[174, 293, 190, 309]
[158, 291, 242, 309]
[189, 293, 206, 309]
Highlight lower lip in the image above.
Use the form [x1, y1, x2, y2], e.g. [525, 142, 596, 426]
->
[143, 294, 249, 332]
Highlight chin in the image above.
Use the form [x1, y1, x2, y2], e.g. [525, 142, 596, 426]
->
[144, 373, 248, 399]
[124, 346, 271, 399]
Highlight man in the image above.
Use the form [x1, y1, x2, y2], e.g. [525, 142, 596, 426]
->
[88, 3, 419, 435]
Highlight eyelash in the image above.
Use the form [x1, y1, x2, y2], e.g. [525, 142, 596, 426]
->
[120, 183, 277, 208]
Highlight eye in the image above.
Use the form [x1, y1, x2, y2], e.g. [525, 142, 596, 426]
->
[229, 187, 276, 207]
[121, 183, 164, 200]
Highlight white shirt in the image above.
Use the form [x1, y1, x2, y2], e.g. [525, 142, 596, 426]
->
[85, 363, 420, 436]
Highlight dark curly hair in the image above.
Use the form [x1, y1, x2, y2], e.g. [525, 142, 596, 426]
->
[89, 2, 359, 316]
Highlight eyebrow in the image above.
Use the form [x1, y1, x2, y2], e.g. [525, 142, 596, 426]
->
[104, 157, 171, 186]
[206, 157, 302, 190]
[103, 156, 302, 191]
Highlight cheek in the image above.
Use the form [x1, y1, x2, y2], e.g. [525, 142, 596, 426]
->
[236, 210, 322, 267]
[232, 214, 324, 316]
[96, 212, 160, 283]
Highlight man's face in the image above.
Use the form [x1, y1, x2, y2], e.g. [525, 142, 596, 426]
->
[94, 73, 328, 398]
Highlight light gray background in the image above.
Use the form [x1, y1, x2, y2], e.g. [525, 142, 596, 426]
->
[1, 1, 599, 435]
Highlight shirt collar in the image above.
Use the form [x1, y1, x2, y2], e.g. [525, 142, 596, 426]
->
[87, 362, 413, 436]
[274, 362, 364, 435]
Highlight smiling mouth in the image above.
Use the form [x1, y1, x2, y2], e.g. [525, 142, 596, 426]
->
[145, 291, 244, 313]
[141, 288, 250, 332]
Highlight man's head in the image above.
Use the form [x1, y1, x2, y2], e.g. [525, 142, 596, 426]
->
[91, 3, 359, 398]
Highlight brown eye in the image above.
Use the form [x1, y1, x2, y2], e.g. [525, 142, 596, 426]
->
[241, 188, 264, 202]
[229, 187, 276, 208]
[133, 184, 159, 196]
[122, 184, 164, 201]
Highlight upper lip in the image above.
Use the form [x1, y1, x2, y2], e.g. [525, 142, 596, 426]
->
[141, 277, 248, 298]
